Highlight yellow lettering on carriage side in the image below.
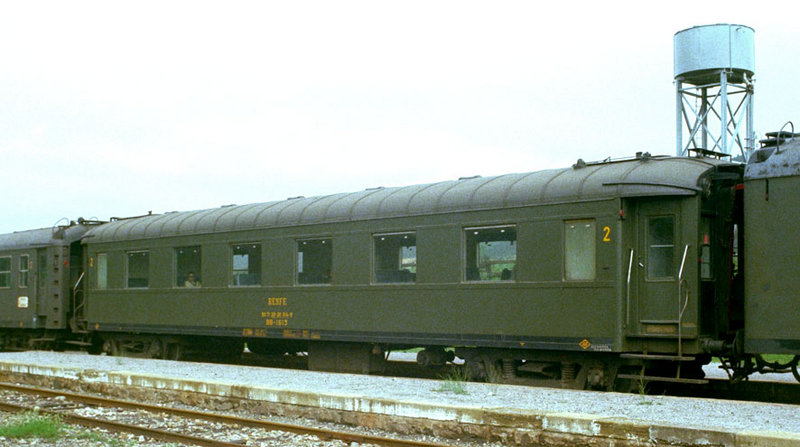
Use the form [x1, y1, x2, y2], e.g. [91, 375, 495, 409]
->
[267, 297, 288, 306]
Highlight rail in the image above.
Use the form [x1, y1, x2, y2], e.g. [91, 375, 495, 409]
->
[0, 382, 451, 447]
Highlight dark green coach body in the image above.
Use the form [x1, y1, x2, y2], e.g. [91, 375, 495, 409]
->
[82, 154, 739, 356]
[744, 138, 800, 354]
[0, 223, 91, 331]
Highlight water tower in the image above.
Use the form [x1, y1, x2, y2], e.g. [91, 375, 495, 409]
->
[674, 24, 755, 159]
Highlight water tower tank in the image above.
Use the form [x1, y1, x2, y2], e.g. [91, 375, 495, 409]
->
[674, 24, 754, 84]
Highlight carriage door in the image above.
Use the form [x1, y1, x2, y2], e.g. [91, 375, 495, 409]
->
[633, 199, 682, 336]
[36, 248, 49, 324]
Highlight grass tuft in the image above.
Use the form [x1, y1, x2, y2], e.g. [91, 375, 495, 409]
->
[433, 367, 471, 395]
[0, 411, 64, 439]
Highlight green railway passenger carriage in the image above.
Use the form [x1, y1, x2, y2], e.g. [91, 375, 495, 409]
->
[0, 221, 98, 349]
[1, 138, 798, 390]
[77, 153, 746, 390]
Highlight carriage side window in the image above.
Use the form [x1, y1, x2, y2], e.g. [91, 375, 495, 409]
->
[232, 243, 261, 286]
[374, 232, 416, 283]
[648, 216, 675, 279]
[297, 238, 332, 285]
[565, 219, 596, 281]
[96, 253, 108, 290]
[19, 255, 29, 288]
[0, 256, 10, 288]
[464, 225, 517, 281]
[175, 246, 202, 287]
[126, 251, 150, 288]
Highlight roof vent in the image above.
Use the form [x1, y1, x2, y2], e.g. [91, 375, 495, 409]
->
[458, 175, 481, 181]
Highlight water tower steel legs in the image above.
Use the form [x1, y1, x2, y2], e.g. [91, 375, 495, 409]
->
[675, 70, 754, 159]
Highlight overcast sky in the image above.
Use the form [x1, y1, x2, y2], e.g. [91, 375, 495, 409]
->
[1, 1, 798, 234]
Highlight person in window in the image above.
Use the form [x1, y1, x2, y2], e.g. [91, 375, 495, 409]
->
[184, 272, 201, 288]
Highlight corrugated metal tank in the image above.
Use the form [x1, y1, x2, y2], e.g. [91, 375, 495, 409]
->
[674, 24, 754, 84]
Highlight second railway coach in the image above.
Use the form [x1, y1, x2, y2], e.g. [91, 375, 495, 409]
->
[79, 153, 744, 389]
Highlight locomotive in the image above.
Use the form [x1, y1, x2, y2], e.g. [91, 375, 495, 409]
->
[0, 132, 798, 391]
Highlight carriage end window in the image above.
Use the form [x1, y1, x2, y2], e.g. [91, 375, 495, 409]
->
[127, 251, 150, 288]
[374, 233, 416, 283]
[465, 226, 517, 281]
[297, 239, 332, 284]
[565, 220, 596, 281]
[232, 243, 261, 286]
[96, 253, 108, 290]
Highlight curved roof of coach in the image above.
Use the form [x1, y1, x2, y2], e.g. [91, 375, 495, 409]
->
[84, 156, 731, 244]
[0, 224, 91, 251]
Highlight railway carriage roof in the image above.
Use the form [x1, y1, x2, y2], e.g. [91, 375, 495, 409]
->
[84, 156, 732, 243]
[0, 224, 91, 250]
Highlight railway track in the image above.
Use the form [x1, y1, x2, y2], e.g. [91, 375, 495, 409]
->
[0, 382, 453, 447]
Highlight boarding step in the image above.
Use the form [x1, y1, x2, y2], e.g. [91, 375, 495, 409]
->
[617, 374, 708, 385]
[620, 353, 697, 362]
[63, 340, 93, 347]
[29, 338, 56, 343]
[627, 333, 698, 340]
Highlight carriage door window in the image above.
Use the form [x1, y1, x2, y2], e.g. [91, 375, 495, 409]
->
[19, 255, 29, 288]
[0, 256, 10, 288]
[648, 217, 675, 279]
[126, 251, 150, 288]
[96, 253, 108, 290]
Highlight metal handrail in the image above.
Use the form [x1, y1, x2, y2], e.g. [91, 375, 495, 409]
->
[626, 249, 634, 329]
[776, 121, 794, 154]
[677, 245, 690, 358]
[72, 272, 86, 331]
[73, 271, 85, 294]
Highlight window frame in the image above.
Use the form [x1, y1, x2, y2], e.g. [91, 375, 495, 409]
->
[564, 219, 597, 281]
[19, 255, 29, 288]
[296, 237, 333, 285]
[373, 231, 417, 284]
[126, 250, 150, 289]
[174, 245, 202, 288]
[231, 242, 262, 287]
[0, 256, 10, 288]
[96, 252, 108, 290]
[463, 224, 517, 282]
[646, 215, 676, 280]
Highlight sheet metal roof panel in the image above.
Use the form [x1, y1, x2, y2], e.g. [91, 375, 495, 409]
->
[745, 138, 800, 180]
[0, 228, 64, 250]
[84, 156, 730, 244]
[0, 225, 91, 250]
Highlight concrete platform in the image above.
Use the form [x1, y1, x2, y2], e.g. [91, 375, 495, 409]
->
[0, 352, 798, 446]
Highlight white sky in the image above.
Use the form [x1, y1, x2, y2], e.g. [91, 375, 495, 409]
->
[1, 1, 798, 234]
